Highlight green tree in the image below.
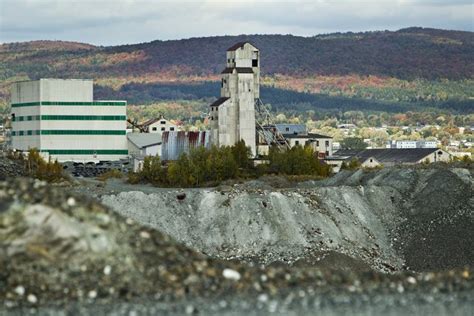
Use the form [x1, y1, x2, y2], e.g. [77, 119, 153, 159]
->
[340, 137, 368, 150]
[140, 155, 164, 184]
[268, 145, 330, 176]
[188, 146, 210, 185]
[231, 140, 252, 170]
[207, 145, 238, 181]
[167, 153, 193, 186]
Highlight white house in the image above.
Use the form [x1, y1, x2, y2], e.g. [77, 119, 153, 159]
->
[283, 133, 333, 157]
[141, 115, 178, 133]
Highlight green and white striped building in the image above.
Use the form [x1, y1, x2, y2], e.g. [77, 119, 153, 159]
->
[11, 79, 128, 162]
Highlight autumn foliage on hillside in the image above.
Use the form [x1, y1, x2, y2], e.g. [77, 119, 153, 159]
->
[1, 27, 472, 82]
[1, 27, 473, 115]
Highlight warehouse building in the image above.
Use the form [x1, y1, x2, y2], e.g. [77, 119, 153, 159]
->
[10, 79, 128, 162]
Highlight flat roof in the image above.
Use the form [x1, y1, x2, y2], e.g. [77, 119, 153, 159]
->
[12, 78, 94, 84]
[283, 133, 332, 139]
[127, 133, 162, 149]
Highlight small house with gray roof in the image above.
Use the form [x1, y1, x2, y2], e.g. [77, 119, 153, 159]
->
[326, 148, 450, 172]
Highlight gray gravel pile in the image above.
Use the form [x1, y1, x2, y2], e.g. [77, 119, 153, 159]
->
[101, 166, 473, 273]
[0, 156, 27, 180]
[302, 166, 474, 271]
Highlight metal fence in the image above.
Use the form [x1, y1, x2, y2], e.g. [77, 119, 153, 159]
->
[161, 131, 210, 161]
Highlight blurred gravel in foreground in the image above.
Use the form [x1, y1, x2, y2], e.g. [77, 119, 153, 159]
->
[0, 167, 473, 314]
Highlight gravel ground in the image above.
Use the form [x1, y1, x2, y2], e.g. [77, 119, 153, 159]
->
[6, 291, 474, 316]
[1, 165, 473, 315]
[0, 156, 27, 180]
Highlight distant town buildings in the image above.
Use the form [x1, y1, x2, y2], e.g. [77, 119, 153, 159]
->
[450, 151, 472, 160]
[387, 140, 438, 149]
[337, 123, 357, 129]
[10, 79, 128, 162]
[274, 124, 333, 157]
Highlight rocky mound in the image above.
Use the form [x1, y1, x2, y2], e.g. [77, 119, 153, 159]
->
[0, 157, 27, 180]
[102, 165, 474, 272]
[305, 166, 474, 271]
[0, 176, 473, 313]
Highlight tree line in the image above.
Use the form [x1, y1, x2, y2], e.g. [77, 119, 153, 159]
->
[94, 82, 474, 115]
[128, 140, 331, 187]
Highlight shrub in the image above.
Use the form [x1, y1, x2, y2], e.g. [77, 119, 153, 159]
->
[24, 148, 67, 182]
[268, 145, 331, 177]
[341, 158, 361, 170]
[168, 153, 193, 186]
[231, 140, 252, 170]
[461, 155, 472, 163]
[140, 155, 165, 184]
[98, 169, 123, 181]
[127, 172, 141, 184]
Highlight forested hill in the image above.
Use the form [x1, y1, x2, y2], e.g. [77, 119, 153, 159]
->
[1, 27, 473, 115]
[124, 27, 473, 80]
[1, 27, 473, 80]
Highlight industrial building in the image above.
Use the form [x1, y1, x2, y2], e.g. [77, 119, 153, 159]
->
[10, 79, 128, 162]
[209, 42, 259, 156]
[205, 42, 334, 159]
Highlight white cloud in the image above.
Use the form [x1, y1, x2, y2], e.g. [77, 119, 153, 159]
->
[0, 0, 472, 45]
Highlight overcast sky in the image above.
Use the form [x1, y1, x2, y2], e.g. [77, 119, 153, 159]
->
[0, 0, 472, 46]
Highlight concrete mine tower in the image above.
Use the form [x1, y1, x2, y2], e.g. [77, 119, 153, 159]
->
[209, 42, 259, 156]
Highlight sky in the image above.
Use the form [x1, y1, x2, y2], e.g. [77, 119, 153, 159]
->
[0, 0, 473, 46]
